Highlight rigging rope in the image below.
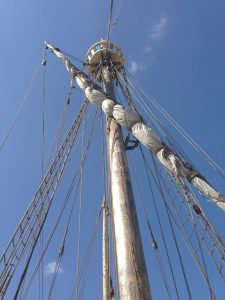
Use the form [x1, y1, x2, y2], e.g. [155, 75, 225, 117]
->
[75, 117, 85, 300]
[139, 147, 181, 300]
[77, 208, 103, 299]
[126, 70, 225, 178]
[0, 58, 42, 152]
[187, 199, 215, 299]
[19, 108, 99, 300]
[111, 0, 124, 30]
[48, 168, 81, 299]
[143, 152, 194, 299]
[61, 50, 84, 65]
[101, 111, 108, 200]
[149, 153, 217, 297]
[20, 169, 81, 300]
[106, 0, 114, 43]
[127, 151, 173, 300]
[0, 99, 89, 299]
[44, 78, 74, 172]
[39, 48, 47, 300]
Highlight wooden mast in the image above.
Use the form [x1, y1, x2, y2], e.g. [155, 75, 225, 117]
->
[102, 65, 151, 300]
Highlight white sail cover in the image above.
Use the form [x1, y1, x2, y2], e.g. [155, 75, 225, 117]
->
[192, 176, 225, 211]
[113, 105, 141, 130]
[85, 87, 106, 106]
[156, 148, 194, 178]
[46, 42, 225, 212]
[76, 75, 89, 90]
[132, 123, 163, 154]
[102, 99, 115, 117]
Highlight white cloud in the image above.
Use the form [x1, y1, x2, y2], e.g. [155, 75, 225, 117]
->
[44, 261, 63, 275]
[144, 46, 152, 55]
[127, 15, 168, 74]
[128, 60, 145, 75]
[149, 16, 168, 39]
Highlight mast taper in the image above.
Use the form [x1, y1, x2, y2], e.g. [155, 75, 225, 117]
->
[101, 62, 151, 299]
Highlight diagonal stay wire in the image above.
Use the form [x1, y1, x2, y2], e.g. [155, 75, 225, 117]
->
[20, 168, 81, 300]
[39, 48, 47, 300]
[139, 147, 181, 300]
[0, 58, 42, 152]
[127, 151, 173, 300]
[154, 154, 217, 297]
[141, 148, 217, 297]
[44, 78, 74, 172]
[48, 108, 97, 299]
[16, 120, 84, 300]
[48, 166, 82, 299]
[117, 68, 195, 166]
[144, 150, 193, 299]
[77, 208, 102, 300]
[151, 155, 216, 299]
[184, 191, 215, 300]
[126, 71, 225, 178]
[19, 109, 99, 300]
[111, 0, 124, 30]
[75, 116, 85, 300]
[106, 0, 114, 43]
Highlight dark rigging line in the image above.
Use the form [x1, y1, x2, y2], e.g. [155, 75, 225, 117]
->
[61, 50, 84, 65]
[151, 156, 218, 298]
[75, 116, 85, 300]
[0, 58, 42, 152]
[152, 157, 215, 299]
[186, 198, 215, 300]
[111, 0, 124, 30]
[126, 71, 225, 178]
[101, 111, 107, 200]
[77, 208, 103, 299]
[139, 147, 181, 300]
[39, 47, 47, 300]
[44, 78, 74, 172]
[106, 0, 114, 43]
[149, 155, 193, 300]
[20, 109, 99, 300]
[48, 169, 81, 299]
[127, 151, 173, 300]
[6, 100, 89, 299]
[21, 169, 81, 300]
[41, 50, 47, 177]
[122, 70, 200, 168]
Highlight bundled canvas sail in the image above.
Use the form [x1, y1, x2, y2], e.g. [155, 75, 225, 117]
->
[45, 42, 225, 212]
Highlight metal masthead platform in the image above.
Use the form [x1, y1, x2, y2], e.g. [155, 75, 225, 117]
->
[85, 40, 124, 77]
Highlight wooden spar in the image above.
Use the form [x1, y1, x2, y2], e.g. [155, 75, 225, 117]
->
[102, 66, 151, 300]
[102, 199, 110, 300]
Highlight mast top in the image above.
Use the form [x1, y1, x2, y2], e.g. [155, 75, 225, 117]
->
[85, 40, 124, 77]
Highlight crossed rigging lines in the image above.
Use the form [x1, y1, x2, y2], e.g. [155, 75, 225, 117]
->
[0, 3, 225, 297]
[0, 51, 225, 299]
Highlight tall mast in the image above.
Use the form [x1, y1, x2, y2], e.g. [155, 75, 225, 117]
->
[102, 63, 151, 300]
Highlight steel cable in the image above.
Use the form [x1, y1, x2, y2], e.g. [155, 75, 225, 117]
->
[19, 109, 99, 299]
[0, 58, 42, 152]
[126, 71, 225, 178]
[128, 151, 173, 300]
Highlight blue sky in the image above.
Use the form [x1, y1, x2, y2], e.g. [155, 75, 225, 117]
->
[0, 0, 225, 299]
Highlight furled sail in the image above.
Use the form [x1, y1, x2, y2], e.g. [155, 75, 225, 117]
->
[45, 42, 225, 212]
